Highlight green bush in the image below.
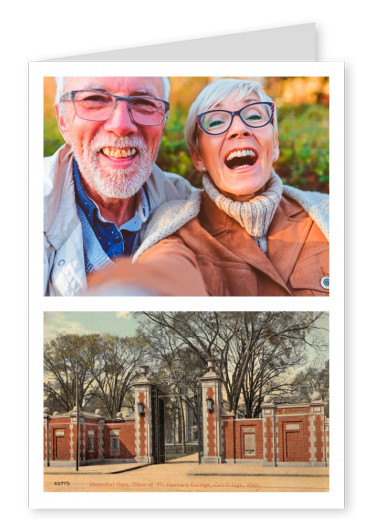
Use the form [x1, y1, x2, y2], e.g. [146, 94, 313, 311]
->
[275, 104, 329, 193]
[156, 108, 200, 187]
[44, 115, 64, 157]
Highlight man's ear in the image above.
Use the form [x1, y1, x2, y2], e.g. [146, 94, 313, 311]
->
[55, 103, 71, 145]
[190, 147, 205, 172]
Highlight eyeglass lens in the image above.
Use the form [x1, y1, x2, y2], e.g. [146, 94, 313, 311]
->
[200, 103, 272, 134]
[73, 91, 167, 125]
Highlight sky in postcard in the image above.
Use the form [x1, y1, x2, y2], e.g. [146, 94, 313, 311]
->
[44, 311, 137, 339]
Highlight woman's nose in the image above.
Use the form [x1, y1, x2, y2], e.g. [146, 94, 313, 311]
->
[226, 114, 252, 139]
[104, 100, 138, 136]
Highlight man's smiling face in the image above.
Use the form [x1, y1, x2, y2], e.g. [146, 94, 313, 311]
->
[56, 77, 166, 200]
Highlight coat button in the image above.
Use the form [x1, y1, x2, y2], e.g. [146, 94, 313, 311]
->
[114, 237, 121, 244]
[58, 259, 65, 266]
[320, 276, 329, 289]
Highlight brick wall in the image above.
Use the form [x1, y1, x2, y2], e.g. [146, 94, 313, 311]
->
[44, 413, 136, 465]
[222, 418, 263, 461]
[221, 402, 328, 466]
[277, 406, 310, 415]
[103, 421, 136, 460]
[44, 417, 72, 461]
[277, 416, 310, 462]
[265, 416, 274, 463]
[222, 415, 235, 461]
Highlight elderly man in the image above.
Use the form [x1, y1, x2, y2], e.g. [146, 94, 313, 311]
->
[44, 76, 196, 296]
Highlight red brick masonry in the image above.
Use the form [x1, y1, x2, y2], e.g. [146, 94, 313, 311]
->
[44, 400, 328, 466]
[44, 413, 136, 464]
[221, 402, 328, 465]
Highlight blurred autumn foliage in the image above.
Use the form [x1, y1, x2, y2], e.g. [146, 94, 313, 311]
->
[44, 76, 329, 193]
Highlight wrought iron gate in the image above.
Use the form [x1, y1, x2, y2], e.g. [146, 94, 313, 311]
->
[196, 391, 203, 464]
[151, 387, 202, 463]
[151, 386, 165, 464]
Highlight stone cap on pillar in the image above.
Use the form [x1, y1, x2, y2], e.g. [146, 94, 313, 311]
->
[310, 391, 324, 404]
[200, 359, 221, 381]
[262, 395, 275, 405]
[134, 365, 151, 384]
[310, 391, 325, 413]
[261, 395, 276, 415]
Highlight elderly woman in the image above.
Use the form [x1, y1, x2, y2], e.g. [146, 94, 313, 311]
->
[88, 79, 329, 296]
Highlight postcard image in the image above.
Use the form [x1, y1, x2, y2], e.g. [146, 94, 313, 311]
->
[42, 311, 330, 497]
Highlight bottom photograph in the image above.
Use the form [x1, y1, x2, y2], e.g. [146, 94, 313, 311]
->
[43, 311, 329, 493]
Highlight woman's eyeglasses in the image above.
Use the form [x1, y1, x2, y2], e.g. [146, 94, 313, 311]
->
[196, 102, 274, 135]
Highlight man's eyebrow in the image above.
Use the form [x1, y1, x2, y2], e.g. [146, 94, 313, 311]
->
[81, 84, 107, 91]
[130, 89, 159, 98]
[77, 86, 160, 98]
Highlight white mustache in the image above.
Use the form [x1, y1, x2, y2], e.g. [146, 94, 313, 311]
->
[90, 135, 147, 153]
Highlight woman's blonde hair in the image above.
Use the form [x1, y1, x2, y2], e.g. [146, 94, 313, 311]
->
[185, 78, 278, 154]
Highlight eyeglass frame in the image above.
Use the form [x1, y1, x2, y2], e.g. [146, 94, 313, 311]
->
[195, 101, 275, 135]
[59, 89, 170, 125]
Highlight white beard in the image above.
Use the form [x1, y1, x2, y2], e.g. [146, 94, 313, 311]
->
[70, 133, 160, 199]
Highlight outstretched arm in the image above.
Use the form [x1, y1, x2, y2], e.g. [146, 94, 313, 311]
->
[85, 237, 208, 296]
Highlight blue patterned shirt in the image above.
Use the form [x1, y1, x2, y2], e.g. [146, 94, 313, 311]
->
[73, 160, 150, 260]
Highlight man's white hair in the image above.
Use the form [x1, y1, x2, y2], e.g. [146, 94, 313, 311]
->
[54, 76, 170, 103]
[185, 78, 278, 154]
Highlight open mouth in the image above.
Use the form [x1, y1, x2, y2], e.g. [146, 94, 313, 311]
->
[225, 149, 258, 170]
[101, 147, 138, 159]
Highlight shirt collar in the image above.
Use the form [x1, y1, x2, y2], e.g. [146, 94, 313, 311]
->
[73, 159, 97, 226]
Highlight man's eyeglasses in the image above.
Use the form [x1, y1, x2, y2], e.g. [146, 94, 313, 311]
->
[60, 90, 170, 126]
[195, 102, 275, 135]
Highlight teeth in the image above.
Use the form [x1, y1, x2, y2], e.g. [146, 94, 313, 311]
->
[102, 147, 137, 158]
[226, 149, 256, 161]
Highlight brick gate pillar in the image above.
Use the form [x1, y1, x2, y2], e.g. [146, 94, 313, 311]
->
[95, 409, 105, 461]
[200, 359, 222, 464]
[133, 366, 153, 463]
[309, 392, 327, 466]
[43, 407, 50, 466]
[261, 395, 277, 467]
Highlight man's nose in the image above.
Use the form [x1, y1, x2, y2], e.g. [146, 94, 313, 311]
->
[103, 100, 138, 136]
[226, 115, 252, 139]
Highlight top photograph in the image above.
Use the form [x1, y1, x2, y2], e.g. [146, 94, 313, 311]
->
[44, 75, 329, 297]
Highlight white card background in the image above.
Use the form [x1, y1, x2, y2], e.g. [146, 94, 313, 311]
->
[3, 0, 373, 526]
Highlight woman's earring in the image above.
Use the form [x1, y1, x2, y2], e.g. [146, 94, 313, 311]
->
[201, 166, 206, 172]
[272, 155, 276, 161]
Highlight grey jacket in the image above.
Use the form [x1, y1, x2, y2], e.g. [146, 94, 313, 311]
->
[44, 144, 198, 296]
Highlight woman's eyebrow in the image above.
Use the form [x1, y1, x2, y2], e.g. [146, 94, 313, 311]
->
[211, 98, 259, 109]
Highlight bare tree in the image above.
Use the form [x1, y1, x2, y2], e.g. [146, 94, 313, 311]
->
[44, 334, 102, 412]
[137, 311, 326, 417]
[44, 333, 148, 416]
[89, 335, 146, 417]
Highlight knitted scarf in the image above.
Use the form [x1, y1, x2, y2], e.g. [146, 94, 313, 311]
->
[202, 170, 283, 253]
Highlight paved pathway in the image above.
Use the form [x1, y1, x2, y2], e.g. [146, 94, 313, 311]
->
[44, 453, 329, 492]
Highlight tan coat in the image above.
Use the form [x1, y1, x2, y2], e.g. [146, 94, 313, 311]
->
[135, 191, 329, 296]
